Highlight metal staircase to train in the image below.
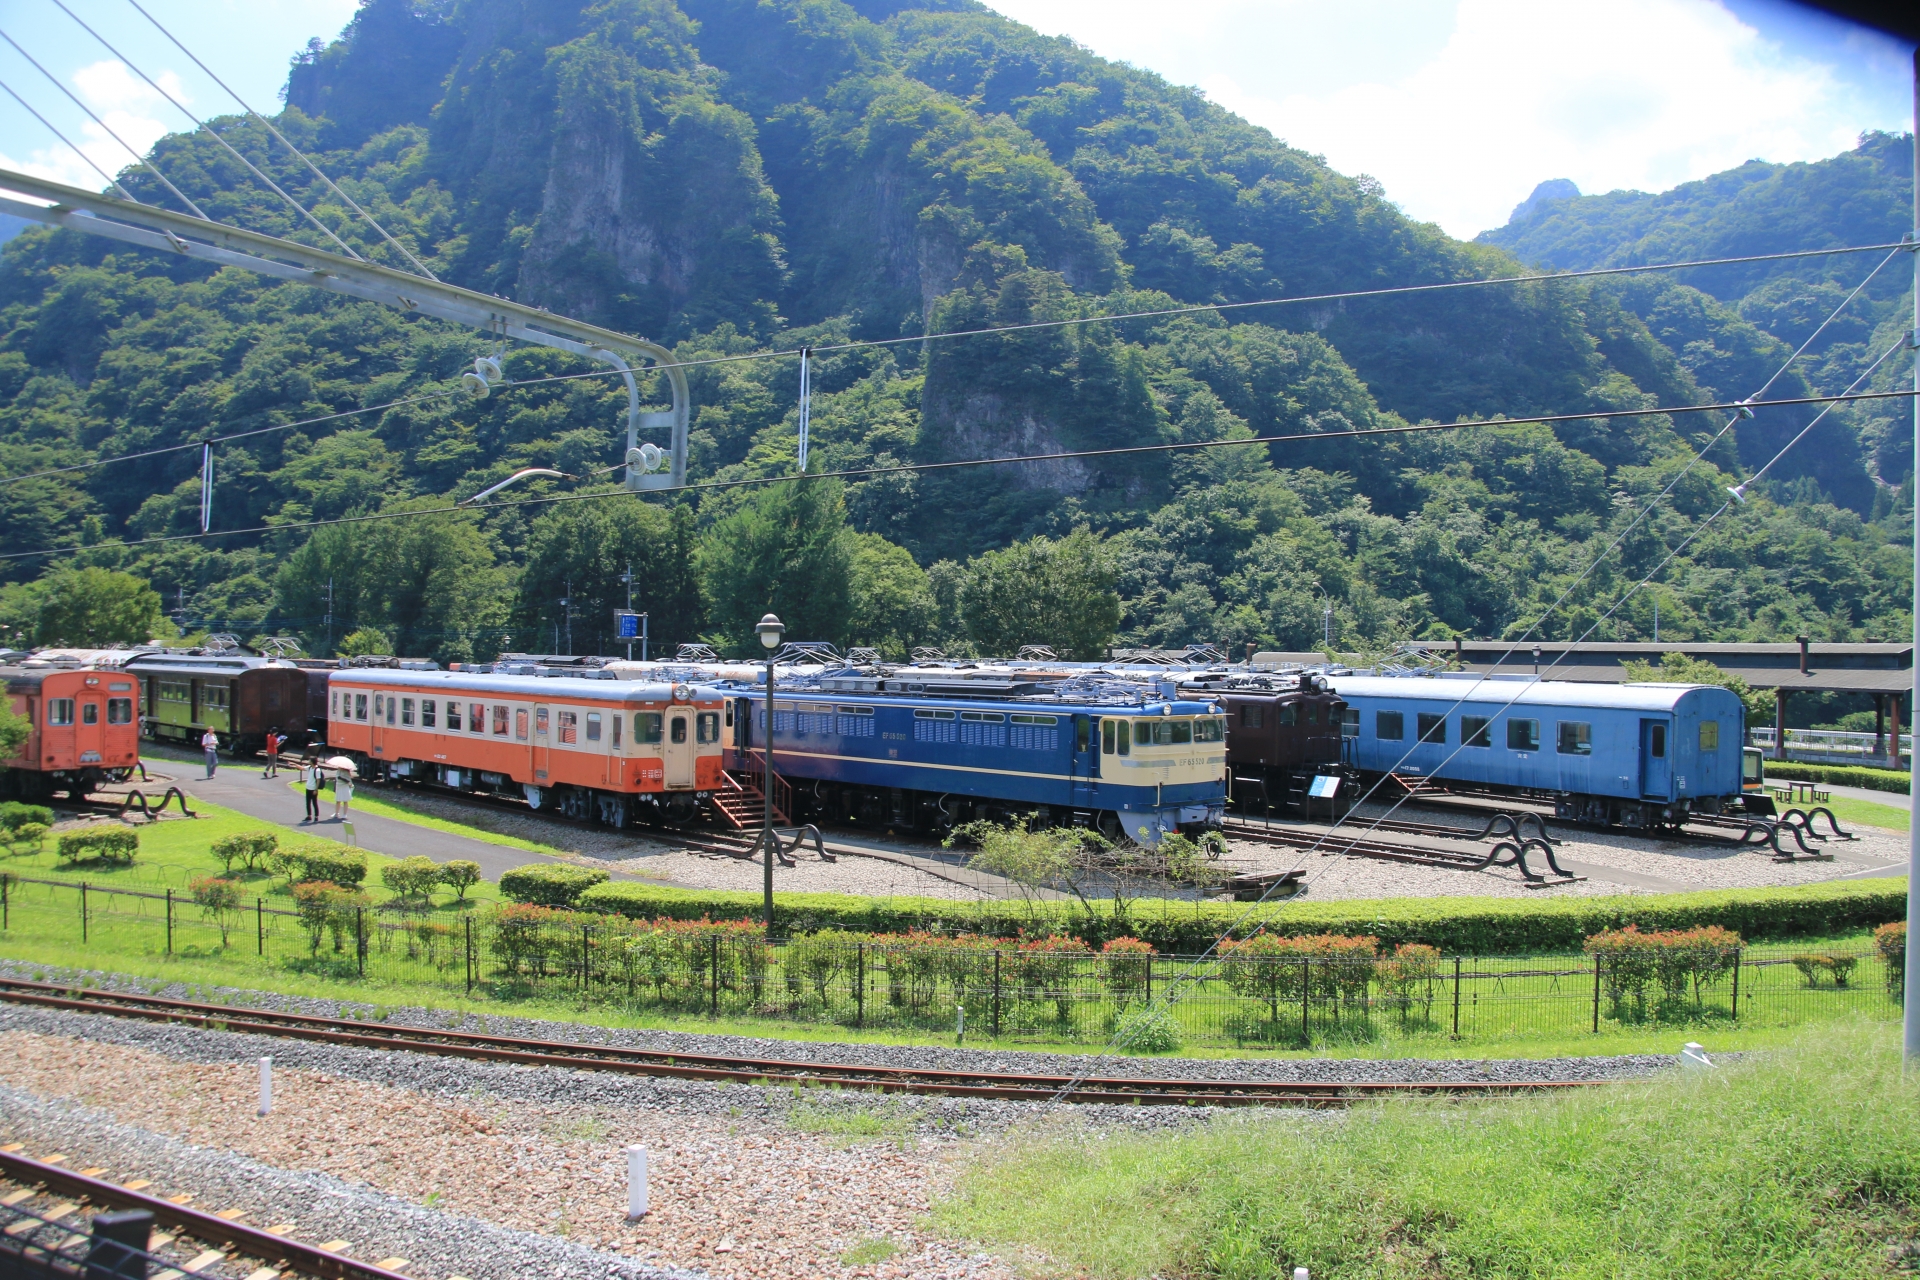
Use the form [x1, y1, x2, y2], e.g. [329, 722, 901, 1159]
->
[714, 770, 790, 829]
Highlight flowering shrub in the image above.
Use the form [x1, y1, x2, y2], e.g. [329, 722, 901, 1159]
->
[1217, 933, 1381, 1021]
[1875, 922, 1905, 997]
[1014, 935, 1091, 1023]
[1378, 943, 1442, 1022]
[1102, 937, 1155, 1000]
[291, 881, 368, 956]
[188, 875, 242, 947]
[1585, 925, 1743, 1017]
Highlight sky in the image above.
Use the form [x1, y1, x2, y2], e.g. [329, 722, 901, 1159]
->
[0, 0, 1911, 241]
[984, 0, 1916, 237]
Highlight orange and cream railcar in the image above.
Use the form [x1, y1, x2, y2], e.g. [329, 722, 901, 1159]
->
[326, 669, 725, 827]
[3, 661, 142, 798]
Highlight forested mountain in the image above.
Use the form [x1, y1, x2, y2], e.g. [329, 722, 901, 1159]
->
[0, 0, 1911, 673]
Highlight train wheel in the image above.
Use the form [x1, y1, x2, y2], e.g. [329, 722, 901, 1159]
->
[663, 794, 699, 826]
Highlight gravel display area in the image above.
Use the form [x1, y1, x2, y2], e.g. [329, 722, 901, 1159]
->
[0, 1017, 1029, 1280]
[0, 960, 1674, 1086]
[1218, 802, 1906, 900]
[0, 1080, 698, 1280]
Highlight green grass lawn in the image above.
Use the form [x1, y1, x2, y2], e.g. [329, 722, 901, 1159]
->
[1808, 792, 1909, 832]
[935, 1018, 1920, 1278]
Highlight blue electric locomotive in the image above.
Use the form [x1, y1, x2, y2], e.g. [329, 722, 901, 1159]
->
[1326, 675, 1751, 827]
[718, 672, 1228, 844]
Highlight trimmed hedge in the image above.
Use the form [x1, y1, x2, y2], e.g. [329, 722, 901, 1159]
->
[54, 828, 138, 865]
[1764, 761, 1910, 795]
[500, 862, 610, 907]
[575, 878, 1908, 955]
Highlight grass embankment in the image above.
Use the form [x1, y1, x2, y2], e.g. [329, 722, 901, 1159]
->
[1814, 793, 1909, 832]
[937, 1020, 1920, 1278]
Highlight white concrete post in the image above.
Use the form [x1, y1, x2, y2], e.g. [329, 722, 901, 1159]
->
[1294, 1268, 1309, 1280]
[626, 1145, 649, 1219]
[258, 1056, 272, 1116]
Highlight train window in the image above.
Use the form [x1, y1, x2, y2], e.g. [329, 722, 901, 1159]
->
[203, 686, 228, 710]
[1195, 717, 1225, 743]
[1376, 711, 1404, 740]
[330, 690, 339, 717]
[1557, 721, 1592, 755]
[559, 711, 577, 744]
[447, 702, 461, 731]
[1279, 704, 1297, 726]
[1699, 721, 1719, 751]
[374, 694, 384, 719]
[401, 698, 415, 726]
[1138, 720, 1174, 746]
[586, 712, 602, 742]
[1075, 717, 1090, 753]
[48, 699, 74, 726]
[1170, 720, 1192, 745]
[1461, 716, 1491, 748]
[387, 696, 397, 724]
[422, 700, 436, 728]
[1102, 719, 1115, 753]
[355, 694, 368, 721]
[160, 681, 189, 703]
[1240, 704, 1264, 729]
[914, 708, 957, 720]
[1649, 724, 1667, 758]
[1341, 708, 1360, 738]
[725, 704, 734, 726]
[1417, 713, 1446, 744]
[612, 713, 622, 748]
[1507, 718, 1540, 751]
[698, 712, 720, 744]
[493, 705, 508, 736]
[109, 682, 130, 692]
[636, 712, 663, 744]
[82, 703, 99, 725]
[1116, 719, 1131, 755]
[107, 698, 132, 724]
[1306, 703, 1320, 725]
[671, 716, 688, 744]
[834, 706, 874, 716]
[1011, 714, 1057, 725]
[515, 710, 529, 741]
[961, 711, 1006, 722]
[471, 703, 485, 732]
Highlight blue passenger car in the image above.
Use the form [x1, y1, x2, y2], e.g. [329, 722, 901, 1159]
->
[1326, 675, 1749, 827]
[719, 675, 1228, 844]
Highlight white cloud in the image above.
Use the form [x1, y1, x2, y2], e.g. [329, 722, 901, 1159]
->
[985, 0, 1910, 240]
[0, 60, 187, 197]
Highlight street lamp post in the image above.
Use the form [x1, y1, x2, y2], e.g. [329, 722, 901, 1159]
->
[756, 613, 784, 935]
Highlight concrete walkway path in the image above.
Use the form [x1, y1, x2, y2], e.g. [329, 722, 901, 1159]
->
[137, 747, 571, 884]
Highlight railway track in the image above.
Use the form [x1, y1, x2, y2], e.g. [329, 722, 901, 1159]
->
[1219, 815, 1582, 883]
[0, 1147, 409, 1280]
[0, 976, 1596, 1108]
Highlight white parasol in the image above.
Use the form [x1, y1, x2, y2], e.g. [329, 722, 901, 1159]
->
[323, 757, 358, 774]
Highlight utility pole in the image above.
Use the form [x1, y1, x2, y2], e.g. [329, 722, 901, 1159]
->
[622, 564, 634, 661]
[1904, 46, 1919, 1063]
[323, 576, 334, 656]
[561, 581, 573, 657]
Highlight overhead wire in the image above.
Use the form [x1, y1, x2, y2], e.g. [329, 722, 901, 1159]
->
[0, 388, 1911, 562]
[46, 0, 366, 260]
[0, 73, 135, 201]
[121, 0, 439, 280]
[0, 26, 207, 217]
[1031, 247, 1914, 1097]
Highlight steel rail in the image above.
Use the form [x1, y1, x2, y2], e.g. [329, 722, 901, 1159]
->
[0, 977, 1596, 1107]
[0, 1149, 409, 1280]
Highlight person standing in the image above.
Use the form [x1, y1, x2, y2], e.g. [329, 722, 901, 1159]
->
[263, 726, 283, 778]
[301, 756, 322, 823]
[201, 727, 220, 778]
[332, 768, 354, 820]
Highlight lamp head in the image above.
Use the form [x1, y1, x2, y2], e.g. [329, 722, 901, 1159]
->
[757, 613, 785, 651]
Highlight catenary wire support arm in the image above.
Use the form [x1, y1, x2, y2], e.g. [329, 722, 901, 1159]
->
[797, 346, 812, 473]
[0, 165, 688, 489]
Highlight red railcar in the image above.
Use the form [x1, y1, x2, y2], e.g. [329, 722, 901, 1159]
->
[325, 668, 726, 826]
[2, 662, 142, 798]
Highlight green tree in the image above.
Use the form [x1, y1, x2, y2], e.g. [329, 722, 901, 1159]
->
[0, 566, 162, 648]
[845, 532, 935, 659]
[957, 528, 1121, 660]
[516, 498, 703, 656]
[338, 627, 393, 657]
[699, 478, 853, 653]
[0, 703, 31, 758]
[1621, 652, 1772, 724]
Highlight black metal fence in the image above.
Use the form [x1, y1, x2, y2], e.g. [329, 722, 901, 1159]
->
[0, 872, 1899, 1048]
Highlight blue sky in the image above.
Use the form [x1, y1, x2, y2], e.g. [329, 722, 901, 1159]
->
[0, 0, 1911, 240]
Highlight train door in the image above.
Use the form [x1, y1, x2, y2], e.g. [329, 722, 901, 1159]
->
[1639, 719, 1672, 799]
[369, 692, 387, 758]
[664, 708, 694, 788]
[74, 684, 104, 764]
[1071, 714, 1098, 807]
[532, 705, 551, 783]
